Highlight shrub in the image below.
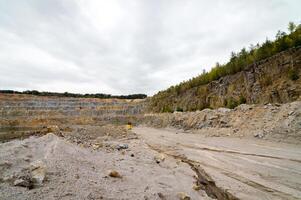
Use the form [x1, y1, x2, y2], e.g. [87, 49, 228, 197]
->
[227, 98, 238, 109]
[176, 107, 184, 112]
[239, 96, 247, 104]
[162, 105, 173, 113]
[288, 68, 299, 80]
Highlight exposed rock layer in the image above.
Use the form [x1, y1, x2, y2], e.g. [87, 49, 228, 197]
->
[142, 101, 301, 144]
[0, 94, 145, 140]
[149, 47, 301, 112]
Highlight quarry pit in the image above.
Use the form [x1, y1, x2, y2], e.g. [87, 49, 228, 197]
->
[0, 93, 301, 200]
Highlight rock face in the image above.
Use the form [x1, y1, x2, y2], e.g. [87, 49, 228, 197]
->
[0, 94, 145, 141]
[143, 101, 301, 144]
[149, 47, 301, 112]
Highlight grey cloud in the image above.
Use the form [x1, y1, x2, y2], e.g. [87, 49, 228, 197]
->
[0, 0, 300, 95]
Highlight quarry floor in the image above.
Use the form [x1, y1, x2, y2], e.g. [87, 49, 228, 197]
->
[0, 126, 301, 200]
[134, 127, 301, 200]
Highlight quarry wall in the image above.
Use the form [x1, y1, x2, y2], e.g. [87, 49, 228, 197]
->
[0, 94, 145, 135]
[149, 47, 301, 112]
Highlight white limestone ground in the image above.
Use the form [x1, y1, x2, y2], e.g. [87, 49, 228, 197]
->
[0, 133, 212, 200]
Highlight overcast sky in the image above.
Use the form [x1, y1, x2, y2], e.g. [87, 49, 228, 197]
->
[0, 0, 300, 95]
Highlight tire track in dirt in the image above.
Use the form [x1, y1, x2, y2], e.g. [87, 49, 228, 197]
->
[180, 143, 301, 163]
[146, 143, 239, 200]
[146, 143, 300, 200]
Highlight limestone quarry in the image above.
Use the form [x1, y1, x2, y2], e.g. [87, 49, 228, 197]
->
[1, 48, 301, 199]
[2, 1, 301, 199]
[1, 90, 301, 200]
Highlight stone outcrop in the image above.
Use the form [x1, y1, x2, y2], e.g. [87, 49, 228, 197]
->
[143, 101, 301, 144]
[149, 47, 301, 112]
[0, 94, 145, 140]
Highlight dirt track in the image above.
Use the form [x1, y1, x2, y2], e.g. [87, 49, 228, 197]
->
[133, 127, 301, 200]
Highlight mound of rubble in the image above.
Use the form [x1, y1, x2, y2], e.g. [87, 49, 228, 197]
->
[143, 101, 301, 144]
[0, 132, 212, 200]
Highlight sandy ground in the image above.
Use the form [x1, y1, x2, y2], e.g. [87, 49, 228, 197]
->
[133, 127, 301, 200]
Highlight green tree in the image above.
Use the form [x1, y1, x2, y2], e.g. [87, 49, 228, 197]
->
[288, 22, 296, 33]
[150, 22, 301, 113]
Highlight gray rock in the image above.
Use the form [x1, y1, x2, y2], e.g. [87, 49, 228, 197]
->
[13, 178, 33, 188]
[208, 115, 218, 120]
[217, 107, 231, 113]
[254, 132, 264, 138]
[154, 153, 165, 164]
[177, 192, 191, 200]
[116, 144, 129, 150]
[30, 160, 47, 185]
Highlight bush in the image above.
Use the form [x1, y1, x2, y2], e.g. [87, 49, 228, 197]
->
[239, 96, 247, 104]
[226, 98, 238, 109]
[162, 105, 173, 113]
[288, 68, 299, 80]
[176, 107, 184, 112]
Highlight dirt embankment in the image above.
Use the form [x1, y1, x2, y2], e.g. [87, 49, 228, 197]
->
[142, 101, 301, 144]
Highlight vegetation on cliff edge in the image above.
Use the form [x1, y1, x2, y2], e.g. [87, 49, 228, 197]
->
[151, 22, 301, 112]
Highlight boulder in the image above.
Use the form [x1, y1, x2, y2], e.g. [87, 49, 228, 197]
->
[154, 153, 166, 164]
[92, 143, 103, 150]
[108, 170, 122, 178]
[177, 192, 191, 200]
[192, 184, 201, 191]
[254, 132, 264, 139]
[116, 144, 129, 150]
[13, 178, 32, 188]
[30, 160, 47, 185]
